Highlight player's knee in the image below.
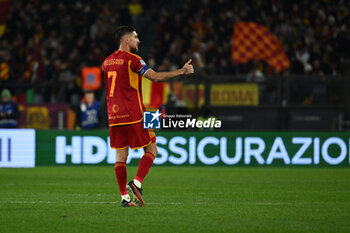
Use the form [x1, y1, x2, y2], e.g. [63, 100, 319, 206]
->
[116, 149, 128, 162]
[116, 154, 128, 162]
[153, 147, 158, 156]
[151, 145, 158, 156]
[145, 142, 157, 156]
[146, 147, 157, 157]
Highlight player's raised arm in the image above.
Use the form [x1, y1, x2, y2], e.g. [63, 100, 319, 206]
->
[144, 59, 194, 82]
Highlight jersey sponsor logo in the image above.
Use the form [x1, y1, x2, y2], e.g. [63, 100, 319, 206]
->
[143, 110, 161, 129]
[108, 114, 130, 120]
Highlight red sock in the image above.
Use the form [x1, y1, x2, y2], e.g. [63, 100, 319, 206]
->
[114, 162, 128, 195]
[135, 152, 155, 183]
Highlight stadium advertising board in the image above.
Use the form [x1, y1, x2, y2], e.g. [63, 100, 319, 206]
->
[210, 83, 259, 106]
[0, 129, 35, 167]
[34, 130, 350, 167]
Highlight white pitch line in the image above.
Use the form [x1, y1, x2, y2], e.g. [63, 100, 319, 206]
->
[237, 201, 350, 206]
[0, 201, 200, 205]
[0, 201, 349, 205]
[0, 201, 119, 204]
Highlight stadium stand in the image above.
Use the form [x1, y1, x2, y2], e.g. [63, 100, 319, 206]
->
[0, 0, 349, 130]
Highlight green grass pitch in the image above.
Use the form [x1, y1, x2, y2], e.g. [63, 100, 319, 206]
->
[0, 166, 349, 233]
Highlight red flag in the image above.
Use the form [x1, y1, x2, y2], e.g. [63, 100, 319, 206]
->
[142, 79, 171, 109]
[0, 0, 11, 37]
[232, 22, 290, 72]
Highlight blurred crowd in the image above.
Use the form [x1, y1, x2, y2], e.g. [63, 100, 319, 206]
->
[0, 0, 349, 105]
[0, 0, 154, 104]
[151, 0, 350, 76]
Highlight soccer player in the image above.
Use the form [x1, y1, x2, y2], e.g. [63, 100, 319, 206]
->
[102, 26, 194, 207]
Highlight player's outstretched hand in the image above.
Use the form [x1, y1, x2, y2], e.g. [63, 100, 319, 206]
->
[182, 59, 194, 75]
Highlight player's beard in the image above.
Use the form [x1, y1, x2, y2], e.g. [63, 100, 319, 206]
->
[130, 46, 138, 53]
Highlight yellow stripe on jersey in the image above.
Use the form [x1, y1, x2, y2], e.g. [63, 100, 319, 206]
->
[147, 129, 155, 139]
[109, 118, 143, 126]
[142, 77, 152, 107]
[128, 60, 138, 89]
[128, 60, 144, 115]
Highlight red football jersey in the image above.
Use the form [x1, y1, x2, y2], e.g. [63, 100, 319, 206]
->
[102, 50, 150, 126]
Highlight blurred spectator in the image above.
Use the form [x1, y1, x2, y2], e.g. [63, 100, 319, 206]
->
[128, 0, 143, 26]
[0, 89, 20, 128]
[79, 91, 100, 129]
[247, 62, 265, 83]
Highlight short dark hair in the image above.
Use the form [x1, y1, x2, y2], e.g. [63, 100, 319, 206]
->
[84, 90, 94, 94]
[115, 25, 136, 45]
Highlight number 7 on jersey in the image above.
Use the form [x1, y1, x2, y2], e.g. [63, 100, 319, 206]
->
[108, 71, 117, 97]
